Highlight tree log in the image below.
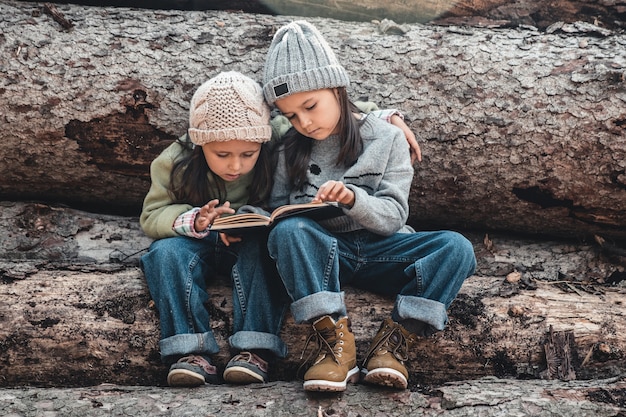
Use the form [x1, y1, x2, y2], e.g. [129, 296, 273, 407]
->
[42, 0, 626, 30]
[1, 1, 625, 240]
[1, 202, 624, 388]
[1, 378, 625, 416]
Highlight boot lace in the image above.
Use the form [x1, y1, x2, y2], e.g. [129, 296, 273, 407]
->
[363, 323, 412, 366]
[298, 322, 345, 377]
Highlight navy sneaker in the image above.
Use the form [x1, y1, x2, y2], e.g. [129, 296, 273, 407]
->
[223, 351, 269, 384]
[167, 355, 220, 386]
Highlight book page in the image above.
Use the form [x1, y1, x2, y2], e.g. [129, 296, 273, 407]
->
[209, 202, 341, 232]
[211, 213, 271, 229]
[269, 202, 336, 221]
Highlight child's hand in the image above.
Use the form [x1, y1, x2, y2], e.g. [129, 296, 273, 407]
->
[195, 199, 235, 231]
[390, 114, 422, 164]
[312, 180, 355, 208]
[219, 233, 242, 246]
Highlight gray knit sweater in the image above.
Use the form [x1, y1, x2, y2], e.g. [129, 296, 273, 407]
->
[269, 114, 415, 236]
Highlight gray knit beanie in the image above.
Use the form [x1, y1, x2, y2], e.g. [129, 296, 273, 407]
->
[188, 71, 272, 145]
[262, 20, 350, 105]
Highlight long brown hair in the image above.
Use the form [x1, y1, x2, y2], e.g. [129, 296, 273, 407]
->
[283, 87, 363, 190]
[169, 134, 273, 207]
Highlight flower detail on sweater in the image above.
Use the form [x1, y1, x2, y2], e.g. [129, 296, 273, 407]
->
[309, 164, 322, 175]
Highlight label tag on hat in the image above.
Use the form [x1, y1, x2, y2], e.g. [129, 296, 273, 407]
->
[274, 83, 289, 97]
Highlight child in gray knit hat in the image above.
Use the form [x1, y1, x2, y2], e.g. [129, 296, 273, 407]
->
[233, 20, 476, 392]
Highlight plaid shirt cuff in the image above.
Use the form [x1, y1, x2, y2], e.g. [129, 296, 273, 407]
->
[173, 208, 210, 238]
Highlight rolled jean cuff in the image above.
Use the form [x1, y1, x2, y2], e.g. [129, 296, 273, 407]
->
[392, 295, 448, 331]
[159, 332, 220, 364]
[229, 331, 288, 359]
[291, 291, 346, 323]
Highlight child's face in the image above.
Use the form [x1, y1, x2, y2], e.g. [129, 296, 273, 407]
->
[201, 140, 262, 182]
[275, 88, 341, 140]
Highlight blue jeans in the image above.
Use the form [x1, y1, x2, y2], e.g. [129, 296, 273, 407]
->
[266, 217, 476, 334]
[141, 233, 286, 364]
[141, 234, 238, 365]
[230, 234, 290, 358]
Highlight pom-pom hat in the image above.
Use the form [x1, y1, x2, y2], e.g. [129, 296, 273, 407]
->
[188, 71, 272, 145]
[262, 20, 350, 105]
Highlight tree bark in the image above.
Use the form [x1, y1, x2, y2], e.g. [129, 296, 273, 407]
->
[1, 2, 626, 241]
[262, 0, 626, 30]
[1, 202, 624, 387]
[1, 378, 625, 416]
[41, 0, 626, 30]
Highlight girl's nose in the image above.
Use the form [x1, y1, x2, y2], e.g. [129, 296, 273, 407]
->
[300, 116, 312, 128]
[229, 158, 242, 170]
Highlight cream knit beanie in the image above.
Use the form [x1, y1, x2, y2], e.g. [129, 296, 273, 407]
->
[262, 20, 350, 105]
[188, 71, 272, 145]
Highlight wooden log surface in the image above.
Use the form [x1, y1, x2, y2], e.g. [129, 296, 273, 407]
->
[41, 0, 626, 30]
[1, 2, 625, 412]
[1, 202, 624, 388]
[1, 1, 625, 240]
[1, 377, 625, 416]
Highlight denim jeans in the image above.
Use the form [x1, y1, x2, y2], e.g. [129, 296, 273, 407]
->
[230, 234, 290, 358]
[266, 217, 476, 335]
[141, 234, 238, 365]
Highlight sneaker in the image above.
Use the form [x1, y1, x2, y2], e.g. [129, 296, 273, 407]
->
[302, 315, 359, 392]
[223, 351, 268, 384]
[167, 355, 220, 387]
[361, 318, 417, 389]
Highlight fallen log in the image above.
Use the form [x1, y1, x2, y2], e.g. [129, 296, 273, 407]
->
[41, 0, 626, 30]
[1, 377, 625, 416]
[1, 1, 625, 240]
[1, 202, 624, 388]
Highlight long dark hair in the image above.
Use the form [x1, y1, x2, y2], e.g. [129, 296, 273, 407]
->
[169, 134, 273, 208]
[283, 87, 363, 190]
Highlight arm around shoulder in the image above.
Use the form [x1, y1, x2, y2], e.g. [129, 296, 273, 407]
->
[346, 121, 413, 235]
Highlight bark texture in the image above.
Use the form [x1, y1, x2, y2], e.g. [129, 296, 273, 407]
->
[41, 0, 626, 30]
[1, 378, 625, 416]
[432, 0, 626, 30]
[1, 1, 625, 240]
[276, 0, 626, 30]
[1, 202, 624, 388]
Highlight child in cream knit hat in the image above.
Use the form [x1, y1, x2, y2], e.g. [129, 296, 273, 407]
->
[140, 71, 284, 387]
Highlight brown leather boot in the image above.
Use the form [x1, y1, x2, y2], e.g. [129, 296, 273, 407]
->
[302, 315, 359, 392]
[361, 318, 417, 389]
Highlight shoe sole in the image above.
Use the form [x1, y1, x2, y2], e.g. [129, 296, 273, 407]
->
[362, 367, 408, 389]
[167, 369, 206, 387]
[303, 366, 360, 392]
[223, 366, 266, 384]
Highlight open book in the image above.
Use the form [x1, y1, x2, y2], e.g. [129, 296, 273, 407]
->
[210, 202, 342, 232]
